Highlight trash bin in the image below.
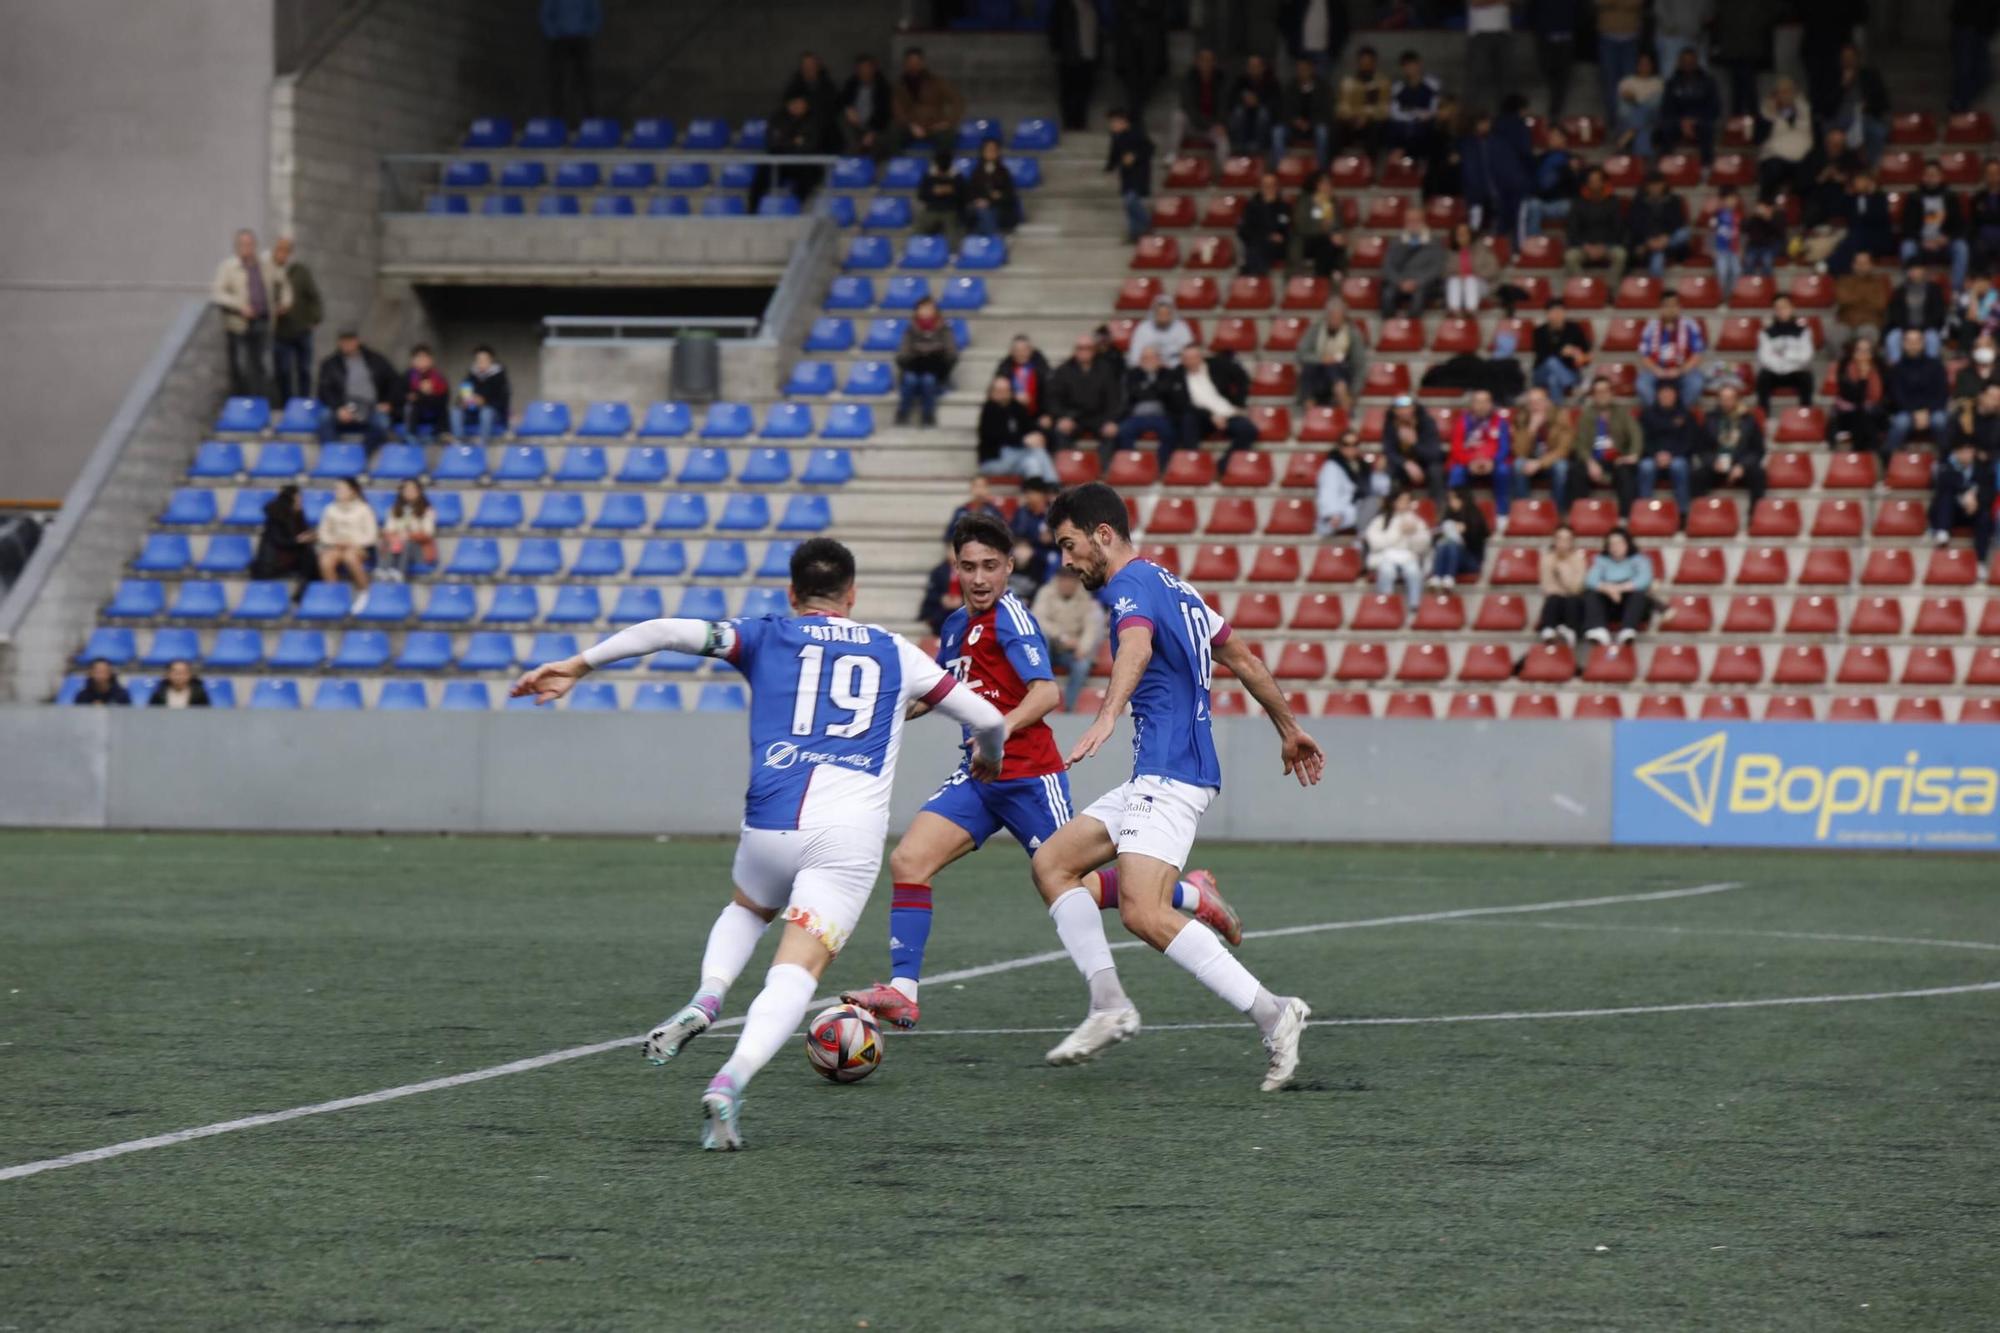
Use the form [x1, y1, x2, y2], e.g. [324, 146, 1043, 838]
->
[671, 329, 720, 403]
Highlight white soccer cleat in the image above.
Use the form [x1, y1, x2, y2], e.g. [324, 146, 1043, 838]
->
[1045, 1005, 1141, 1066]
[643, 1004, 712, 1065]
[1260, 997, 1311, 1092]
[699, 1077, 744, 1152]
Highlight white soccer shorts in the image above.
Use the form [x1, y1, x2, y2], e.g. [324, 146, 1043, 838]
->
[1077, 775, 1217, 870]
[731, 824, 885, 956]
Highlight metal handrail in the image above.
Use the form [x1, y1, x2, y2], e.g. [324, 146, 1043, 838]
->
[542, 315, 760, 343]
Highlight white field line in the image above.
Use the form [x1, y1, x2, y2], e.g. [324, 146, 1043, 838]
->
[1448, 919, 2000, 953]
[0, 880, 1740, 1183]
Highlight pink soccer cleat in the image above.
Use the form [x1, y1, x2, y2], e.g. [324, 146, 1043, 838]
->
[1185, 868, 1244, 947]
[840, 982, 921, 1030]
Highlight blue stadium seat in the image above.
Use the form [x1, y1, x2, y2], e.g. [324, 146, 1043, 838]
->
[682, 118, 729, 150]
[463, 116, 514, 149]
[571, 537, 625, 577]
[299, 488, 333, 524]
[632, 683, 684, 711]
[831, 157, 875, 190]
[737, 447, 792, 483]
[250, 679, 302, 710]
[231, 581, 290, 620]
[421, 584, 478, 622]
[573, 116, 620, 149]
[609, 161, 656, 190]
[369, 442, 426, 480]
[664, 161, 712, 189]
[592, 492, 648, 530]
[546, 586, 601, 624]
[440, 681, 493, 711]
[426, 192, 470, 215]
[277, 398, 324, 435]
[615, 445, 669, 483]
[141, 627, 201, 668]
[429, 445, 483, 481]
[756, 540, 799, 577]
[188, 442, 242, 478]
[204, 627, 263, 669]
[197, 534, 253, 574]
[627, 116, 675, 149]
[169, 579, 228, 618]
[250, 442, 306, 478]
[778, 494, 833, 532]
[822, 194, 856, 227]
[801, 448, 856, 484]
[824, 276, 874, 310]
[882, 158, 924, 190]
[863, 196, 914, 229]
[105, 580, 164, 619]
[880, 276, 930, 309]
[862, 317, 906, 352]
[481, 194, 525, 216]
[591, 194, 637, 216]
[516, 402, 571, 438]
[216, 396, 271, 433]
[1004, 155, 1042, 189]
[443, 160, 491, 188]
[735, 118, 769, 150]
[612, 586, 664, 620]
[457, 633, 516, 671]
[845, 236, 893, 270]
[699, 404, 752, 440]
[958, 118, 1002, 149]
[577, 401, 632, 438]
[957, 235, 1006, 269]
[500, 160, 547, 189]
[756, 194, 801, 216]
[330, 630, 390, 670]
[537, 194, 580, 216]
[901, 236, 950, 269]
[393, 632, 452, 671]
[739, 587, 788, 618]
[162, 488, 221, 527]
[519, 117, 567, 149]
[648, 650, 704, 672]
[639, 401, 692, 439]
[655, 492, 711, 528]
[695, 540, 749, 578]
[201, 679, 236, 708]
[269, 628, 328, 669]
[312, 679, 365, 711]
[77, 626, 136, 665]
[951, 317, 972, 348]
[842, 360, 893, 395]
[312, 441, 368, 479]
[804, 317, 855, 352]
[951, 154, 977, 178]
[430, 492, 465, 528]
[532, 492, 587, 529]
[700, 195, 747, 217]
[718, 494, 771, 531]
[554, 445, 608, 482]
[939, 276, 989, 310]
[527, 632, 581, 664]
[648, 194, 692, 216]
[784, 361, 836, 396]
[696, 683, 747, 712]
[134, 533, 190, 572]
[1009, 118, 1057, 150]
[468, 492, 525, 529]
[634, 540, 687, 576]
[759, 405, 813, 440]
[483, 584, 540, 622]
[677, 586, 729, 619]
[567, 680, 620, 711]
[352, 582, 414, 622]
[377, 680, 430, 710]
[296, 583, 352, 620]
[507, 537, 562, 577]
[821, 405, 875, 440]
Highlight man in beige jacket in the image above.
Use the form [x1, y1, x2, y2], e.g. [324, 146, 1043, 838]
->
[210, 228, 287, 402]
[1031, 565, 1104, 711]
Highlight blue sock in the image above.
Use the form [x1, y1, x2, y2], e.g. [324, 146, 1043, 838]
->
[888, 882, 934, 992]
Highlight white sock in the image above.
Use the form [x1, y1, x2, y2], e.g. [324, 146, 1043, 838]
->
[1174, 879, 1199, 912]
[1163, 921, 1284, 1034]
[1050, 886, 1130, 1011]
[695, 902, 770, 1007]
[716, 962, 818, 1091]
[889, 977, 919, 1002]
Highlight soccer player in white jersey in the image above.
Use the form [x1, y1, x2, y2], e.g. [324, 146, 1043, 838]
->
[511, 538, 1006, 1150]
[1029, 482, 1326, 1091]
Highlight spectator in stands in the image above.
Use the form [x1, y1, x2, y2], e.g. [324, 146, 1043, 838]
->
[1636, 292, 1707, 406]
[1008, 539, 1045, 601]
[1971, 159, 2000, 273]
[1276, 55, 1333, 166]
[1385, 395, 1446, 505]
[1884, 263, 1949, 364]
[314, 331, 396, 453]
[1829, 41, 1890, 168]
[212, 228, 284, 402]
[1297, 297, 1367, 410]
[541, 0, 601, 120]
[1292, 173, 1349, 279]
[1420, 97, 1467, 200]
[1955, 334, 2000, 409]
[1628, 173, 1690, 280]
[1316, 430, 1389, 535]
[1636, 381, 1701, 518]
[840, 54, 894, 158]
[147, 659, 211, 709]
[893, 49, 964, 153]
[896, 298, 958, 428]
[1829, 169, 1897, 276]
[1799, 128, 1863, 230]
[1032, 565, 1102, 711]
[782, 52, 842, 150]
[1446, 389, 1513, 518]
[1532, 299, 1593, 403]
[1172, 47, 1230, 160]
[1698, 382, 1767, 506]
[315, 477, 378, 608]
[1280, 0, 1348, 71]
[1710, 188, 1744, 302]
[251, 485, 316, 587]
[1381, 210, 1446, 316]
[1525, 0, 1581, 117]
[762, 91, 827, 207]
[996, 334, 1053, 427]
[1902, 163, 1971, 296]
[1582, 526, 1653, 645]
[1114, 344, 1184, 465]
[1612, 50, 1663, 157]
[1175, 343, 1259, 469]
[1887, 327, 1953, 455]
[977, 374, 1058, 483]
[1572, 375, 1644, 516]
[1104, 107, 1154, 244]
[1833, 251, 1893, 350]
[1952, 380, 2000, 452]
[1238, 173, 1293, 277]
[1513, 386, 1574, 509]
[1657, 47, 1721, 163]
[1443, 222, 1498, 314]
[381, 480, 438, 582]
[943, 476, 1005, 547]
[1831, 336, 1889, 456]
[1110, 0, 1169, 121]
[450, 345, 511, 443]
[1363, 489, 1431, 610]
[1652, 0, 1709, 78]
[1953, 278, 2000, 354]
[1458, 113, 1527, 238]
[918, 557, 961, 635]
[269, 236, 321, 405]
[1011, 477, 1059, 576]
[1387, 51, 1442, 159]
[1930, 431, 1997, 560]
[1048, 332, 1124, 453]
[1953, 0, 2000, 113]
[1463, 0, 1511, 114]
[1536, 523, 1588, 645]
[1592, 0, 1644, 130]
[1225, 55, 1280, 156]
[402, 345, 451, 439]
[1756, 78, 1815, 204]
[1563, 168, 1627, 282]
[1713, 0, 1772, 117]
[915, 148, 967, 246]
[966, 140, 1021, 236]
[1754, 294, 1818, 416]
[74, 659, 130, 707]
[1744, 197, 1787, 279]
[1131, 296, 1196, 363]
[1333, 45, 1391, 156]
[1519, 124, 1579, 242]
[1428, 486, 1490, 590]
[1049, 0, 1102, 133]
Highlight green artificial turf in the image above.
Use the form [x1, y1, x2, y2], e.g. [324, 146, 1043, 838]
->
[2, 832, 1997, 1331]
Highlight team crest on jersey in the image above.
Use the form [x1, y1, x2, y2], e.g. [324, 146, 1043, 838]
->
[1113, 596, 1138, 618]
[968, 623, 983, 644]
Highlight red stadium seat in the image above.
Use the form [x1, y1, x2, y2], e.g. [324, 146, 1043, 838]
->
[1573, 693, 1627, 719]
[1264, 316, 1310, 352]
[1764, 451, 1815, 490]
[1131, 235, 1180, 269]
[1602, 154, 1645, 188]
[1676, 545, 1729, 584]
[1489, 548, 1541, 585]
[1925, 548, 1979, 586]
[1209, 689, 1250, 716]
[1734, 547, 1789, 585]
[1799, 548, 1854, 585]
[1716, 316, 1760, 351]
[1447, 693, 1498, 720]
[1644, 644, 1700, 684]
[1188, 544, 1240, 583]
[1281, 451, 1321, 489]
[1348, 235, 1388, 270]
[1232, 591, 1284, 629]
[1364, 195, 1410, 229]
[1223, 451, 1276, 488]
[1150, 195, 1197, 228]
[1660, 593, 1714, 633]
[1655, 152, 1700, 187]
[1164, 156, 1211, 188]
[1859, 548, 1914, 586]
[1940, 150, 1982, 185]
[1274, 641, 1329, 679]
[1395, 643, 1450, 682]
[1894, 697, 1949, 723]
[1055, 450, 1099, 485]
[1886, 451, 1935, 490]
[1946, 110, 1997, 144]
[1208, 317, 1259, 352]
[1174, 275, 1220, 310]
[1137, 542, 1181, 573]
[1848, 597, 1903, 635]
[1279, 275, 1330, 311]
[1518, 643, 1576, 683]
[1322, 690, 1374, 716]
[1810, 499, 1864, 538]
[1773, 407, 1829, 444]
[1727, 274, 1776, 309]
[1966, 696, 2000, 723]
[1770, 645, 1827, 685]
[1375, 317, 1423, 352]
[1676, 274, 1721, 309]
[1683, 497, 1740, 538]
[1147, 496, 1199, 534]
[1708, 152, 1755, 188]
[1227, 276, 1274, 310]
[1763, 695, 1818, 721]
[1274, 153, 1316, 189]
[1218, 155, 1261, 188]
[1363, 362, 1411, 397]
[1472, 593, 1527, 631]
[1383, 692, 1436, 719]
[1247, 544, 1300, 581]
[1824, 695, 1879, 722]
[1871, 499, 1927, 537]
[1628, 499, 1679, 538]
[1106, 451, 1160, 488]
[1334, 642, 1390, 680]
[1290, 592, 1344, 629]
[1561, 276, 1609, 309]
[1699, 696, 1753, 721]
[1308, 545, 1362, 582]
[1457, 643, 1514, 681]
[1515, 236, 1563, 268]
[1203, 497, 1257, 534]
[1163, 451, 1216, 486]
[1913, 597, 1968, 636]
[1876, 149, 1922, 186]
[1783, 595, 1840, 635]
[1185, 236, 1236, 270]
[1747, 498, 1802, 538]
[1248, 406, 1291, 442]
[1614, 276, 1662, 309]
[1264, 497, 1315, 535]
[1833, 646, 1891, 686]
[1424, 195, 1465, 230]
[1567, 497, 1619, 536]
[1116, 277, 1164, 311]
[1200, 193, 1247, 228]
[1720, 595, 1776, 634]
[1328, 153, 1372, 188]
[1600, 316, 1644, 352]
[1297, 405, 1346, 443]
[1350, 594, 1405, 630]
[1890, 111, 1937, 144]
[1507, 498, 1557, 537]
[1430, 317, 1481, 353]
[1636, 694, 1688, 719]
[1582, 644, 1638, 684]
[1708, 644, 1765, 685]
[1902, 646, 1958, 686]
[1508, 692, 1562, 718]
[1249, 360, 1295, 397]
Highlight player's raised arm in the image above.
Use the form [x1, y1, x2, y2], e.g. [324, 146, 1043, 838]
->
[510, 617, 735, 705]
[1212, 632, 1325, 787]
[1068, 622, 1150, 767]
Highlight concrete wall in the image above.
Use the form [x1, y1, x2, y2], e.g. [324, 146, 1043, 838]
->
[378, 216, 811, 283]
[0, 0, 272, 501]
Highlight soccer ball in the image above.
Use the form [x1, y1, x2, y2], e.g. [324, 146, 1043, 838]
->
[805, 1003, 883, 1083]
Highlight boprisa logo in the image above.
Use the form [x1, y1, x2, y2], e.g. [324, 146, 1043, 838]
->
[1636, 732, 2000, 840]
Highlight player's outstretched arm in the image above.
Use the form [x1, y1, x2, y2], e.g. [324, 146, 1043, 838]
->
[1069, 625, 1150, 767]
[509, 617, 729, 705]
[1213, 633, 1326, 788]
[930, 684, 1009, 780]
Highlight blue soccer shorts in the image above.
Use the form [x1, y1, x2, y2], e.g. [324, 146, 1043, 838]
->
[920, 769, 1075, 852]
